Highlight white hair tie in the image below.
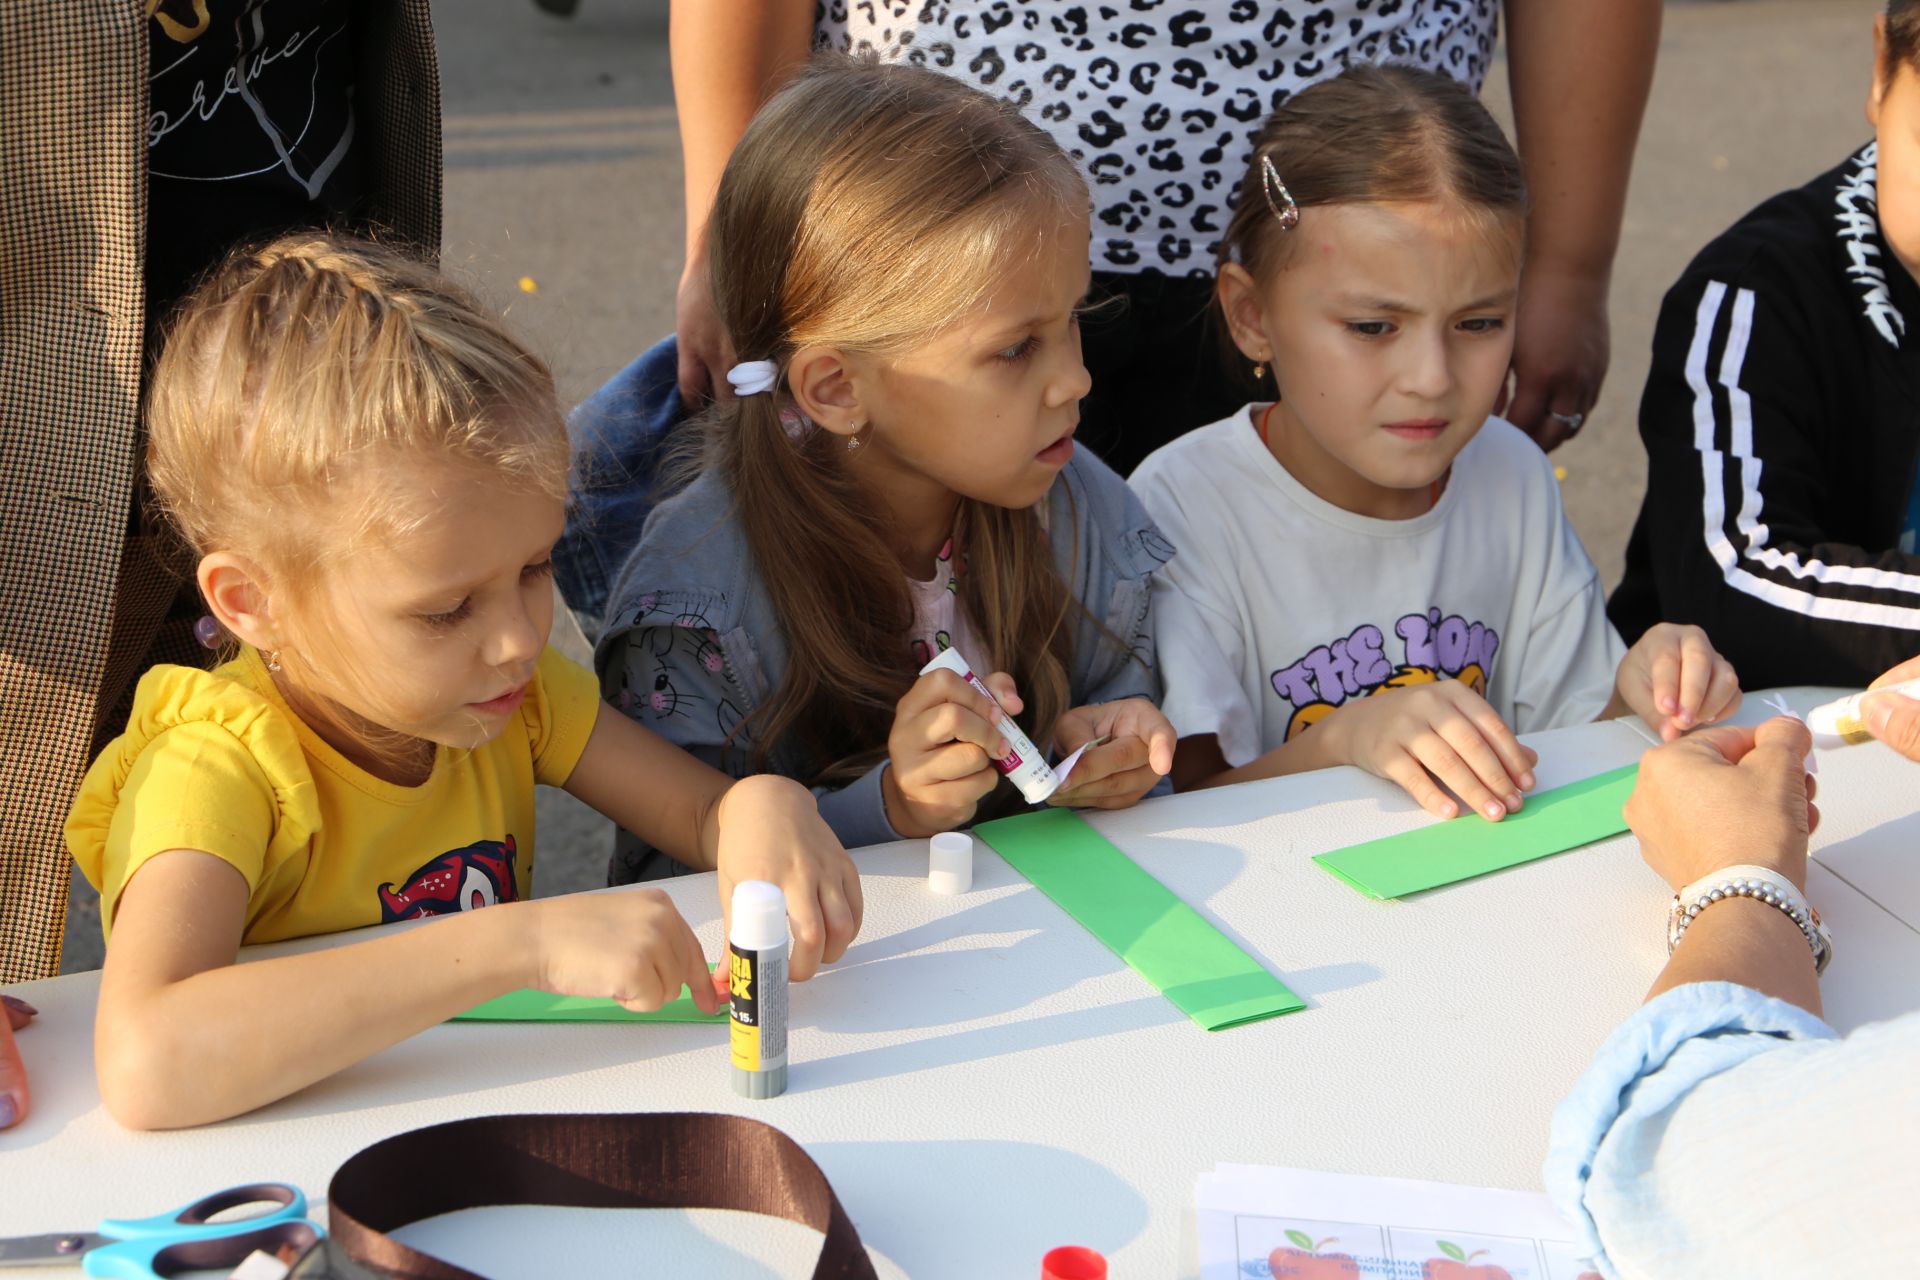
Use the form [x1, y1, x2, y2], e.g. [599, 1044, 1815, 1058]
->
[726, 360, 779, 397]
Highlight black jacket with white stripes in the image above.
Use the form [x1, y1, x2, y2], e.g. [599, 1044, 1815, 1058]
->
[1610, 143, 1920, 691]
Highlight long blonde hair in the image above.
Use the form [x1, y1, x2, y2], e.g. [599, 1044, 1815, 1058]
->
[145, 233, 568, 762]
[702, 56, 1090, 784]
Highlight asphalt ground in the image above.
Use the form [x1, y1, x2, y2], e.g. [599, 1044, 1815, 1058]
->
[58, 0, 1884, 970]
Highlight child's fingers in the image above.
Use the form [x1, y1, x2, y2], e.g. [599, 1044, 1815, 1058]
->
[981, 670, 1024, 716]
[0, 1010, 27, 1129]
[1049, 739, 1151, 804]
[1434, 718, 1525, 814]
[1646, 639, 1683, 720]
[1700, 662, 1742, 725]
[918, 702, 1006, 760]
[1452, 694, 1536, 792]
[1058, 761, 1163, 808]
[1378, 750, 1460, 820]
[1, 995, 34, 1033]
[1673, 634, 1718, 728]
[1414, 731, 1511, 822]
[816, 869, 861, 967]
[903, 671, 1007, 745]
[787, 892, 827, 983]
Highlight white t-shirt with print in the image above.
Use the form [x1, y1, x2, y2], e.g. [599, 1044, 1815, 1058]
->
[814, 0, 1498, 276]
[1132, 406, 1626, 767]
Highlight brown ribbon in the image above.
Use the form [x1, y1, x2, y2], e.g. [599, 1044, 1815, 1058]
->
[318, 1112, 877, 1280]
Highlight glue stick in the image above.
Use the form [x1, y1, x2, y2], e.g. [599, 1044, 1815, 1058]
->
[729, 880, 789, 1099]
[1805, 675, 1920, 748]
[919, 647, 1060, 804]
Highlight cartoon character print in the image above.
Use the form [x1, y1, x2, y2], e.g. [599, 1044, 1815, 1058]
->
[615, 598, 746, 743]
[378, 835, 518, 923]
[908, 537, 962, 666]
[814, 1, 1497, 274]
[1272, 610, 1500, 741]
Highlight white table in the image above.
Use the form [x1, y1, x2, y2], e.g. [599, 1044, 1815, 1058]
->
[5, 691, 1918, 1278]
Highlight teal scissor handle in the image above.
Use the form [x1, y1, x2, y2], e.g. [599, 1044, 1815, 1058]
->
[83, 1184, 320, 1280]
[98, 1182, 306, 1239]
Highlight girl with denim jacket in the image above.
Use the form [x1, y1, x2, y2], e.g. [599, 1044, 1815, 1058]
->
[595, 57, 1177, 878]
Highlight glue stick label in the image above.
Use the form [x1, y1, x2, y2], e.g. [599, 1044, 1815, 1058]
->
[729, 942, 787, 1074]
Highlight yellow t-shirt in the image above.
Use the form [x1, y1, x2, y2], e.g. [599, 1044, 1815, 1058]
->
[67, 646, 602, 945]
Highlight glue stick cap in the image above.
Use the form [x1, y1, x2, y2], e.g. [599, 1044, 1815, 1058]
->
[928, 832, 973, 895]
[730, 880, 789, 950]
[1041, 1246, 1107, 1280]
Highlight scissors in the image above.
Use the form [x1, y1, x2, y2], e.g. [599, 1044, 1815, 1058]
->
[0, 1182, 324, 1278]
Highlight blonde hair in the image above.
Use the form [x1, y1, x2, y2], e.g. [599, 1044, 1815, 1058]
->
[701, 55, 1090, 784]
[146, 233, 567, 762]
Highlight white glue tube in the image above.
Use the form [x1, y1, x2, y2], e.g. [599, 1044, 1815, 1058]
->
[919, 647, 1060, 804]
[1805, 675, 1920, 748]
[729, 880, 789, 1099]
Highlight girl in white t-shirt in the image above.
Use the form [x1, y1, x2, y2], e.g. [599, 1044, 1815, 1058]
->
[1134, 64, 1742, 822]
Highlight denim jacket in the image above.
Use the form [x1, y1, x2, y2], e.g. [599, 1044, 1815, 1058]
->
[594, 446, 1175, 881]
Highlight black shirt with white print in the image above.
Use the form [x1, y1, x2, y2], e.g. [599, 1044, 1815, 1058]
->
[1610, 143, 1920, 690]
[145, 0, 363, 324]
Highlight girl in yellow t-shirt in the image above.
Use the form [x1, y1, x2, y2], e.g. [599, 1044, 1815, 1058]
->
[65, 234, 862, 1129]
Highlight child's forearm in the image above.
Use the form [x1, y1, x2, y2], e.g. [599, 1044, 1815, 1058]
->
[96, 905, 532, 1129]
[1178, 724, 1346, 791]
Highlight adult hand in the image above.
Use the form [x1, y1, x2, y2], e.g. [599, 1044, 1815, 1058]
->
[1501, 268, 1610, 452]
[1, 993, 36, 1129]
[675, 250, 734, 407]
[1625, 718, 1817, 894]
[1864, 654, 1920, 760]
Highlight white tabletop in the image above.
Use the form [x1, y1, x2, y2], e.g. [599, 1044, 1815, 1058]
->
[5, 691, 1918, 1278]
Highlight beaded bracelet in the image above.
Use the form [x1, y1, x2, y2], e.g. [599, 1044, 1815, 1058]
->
[1667, 864, 1832, 975]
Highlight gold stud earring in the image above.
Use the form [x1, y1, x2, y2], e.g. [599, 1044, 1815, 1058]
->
[266, 649, 282, 673]
[1252, 360, 1266, 381]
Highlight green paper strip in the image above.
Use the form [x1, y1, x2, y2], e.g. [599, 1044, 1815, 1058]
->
[975, 808, 1305, 1030]
[1313, 763, 1640, 899]
[454, 968, 725, 1024]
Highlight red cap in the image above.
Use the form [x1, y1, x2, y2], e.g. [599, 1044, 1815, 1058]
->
[1042, 1245, 1107, 1280]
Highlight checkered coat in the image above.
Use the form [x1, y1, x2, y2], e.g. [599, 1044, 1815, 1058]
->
[0, 0, 442, 981]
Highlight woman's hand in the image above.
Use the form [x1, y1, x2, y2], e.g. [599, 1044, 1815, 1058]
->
[1317, 682, 1538, 821]
[1047, 699, 1176, 809]
[883, 666, 1019, 838]
[1863, 654, 1920, 760]
[1625, 717, 1817, 893]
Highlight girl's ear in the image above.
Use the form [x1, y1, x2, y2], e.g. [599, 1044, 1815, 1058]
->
[787, 345, 866, 444]
[198, 553, 278, 653]
[1216, 264, 1275, 366]
[1871, 13, 1893, 127]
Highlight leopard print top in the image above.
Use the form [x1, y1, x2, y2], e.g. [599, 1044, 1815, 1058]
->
[814, 0, 1498, 277]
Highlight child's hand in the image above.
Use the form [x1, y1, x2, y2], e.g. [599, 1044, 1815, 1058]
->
[1319, 682, 1539, 821]
[713, 775, 863, 981]
[883, 666, 1021, 838]
[1611, 622, 1742, 741]
[530, 890, 724, 1015]
[1048, 699, 1177, 809]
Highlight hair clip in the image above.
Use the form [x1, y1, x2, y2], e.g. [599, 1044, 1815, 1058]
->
[1260, 155, 1300, 231]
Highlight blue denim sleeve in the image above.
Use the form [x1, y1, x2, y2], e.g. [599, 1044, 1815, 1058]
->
[1544, 981, 1838, 1277]
[813, 764, 905, 851]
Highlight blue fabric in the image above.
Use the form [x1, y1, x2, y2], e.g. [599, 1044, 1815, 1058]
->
[1544, 981, 1838, 1277]
[593, 445, 1176, 878]
[554, 336, 688, 634]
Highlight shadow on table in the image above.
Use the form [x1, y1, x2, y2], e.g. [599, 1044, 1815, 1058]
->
[812, 1136, 1150, 1269]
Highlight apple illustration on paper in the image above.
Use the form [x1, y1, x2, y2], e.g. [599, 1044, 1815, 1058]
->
[1421, 1241, 1512, 1280]
[1268, 1231, 1361, 1278]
